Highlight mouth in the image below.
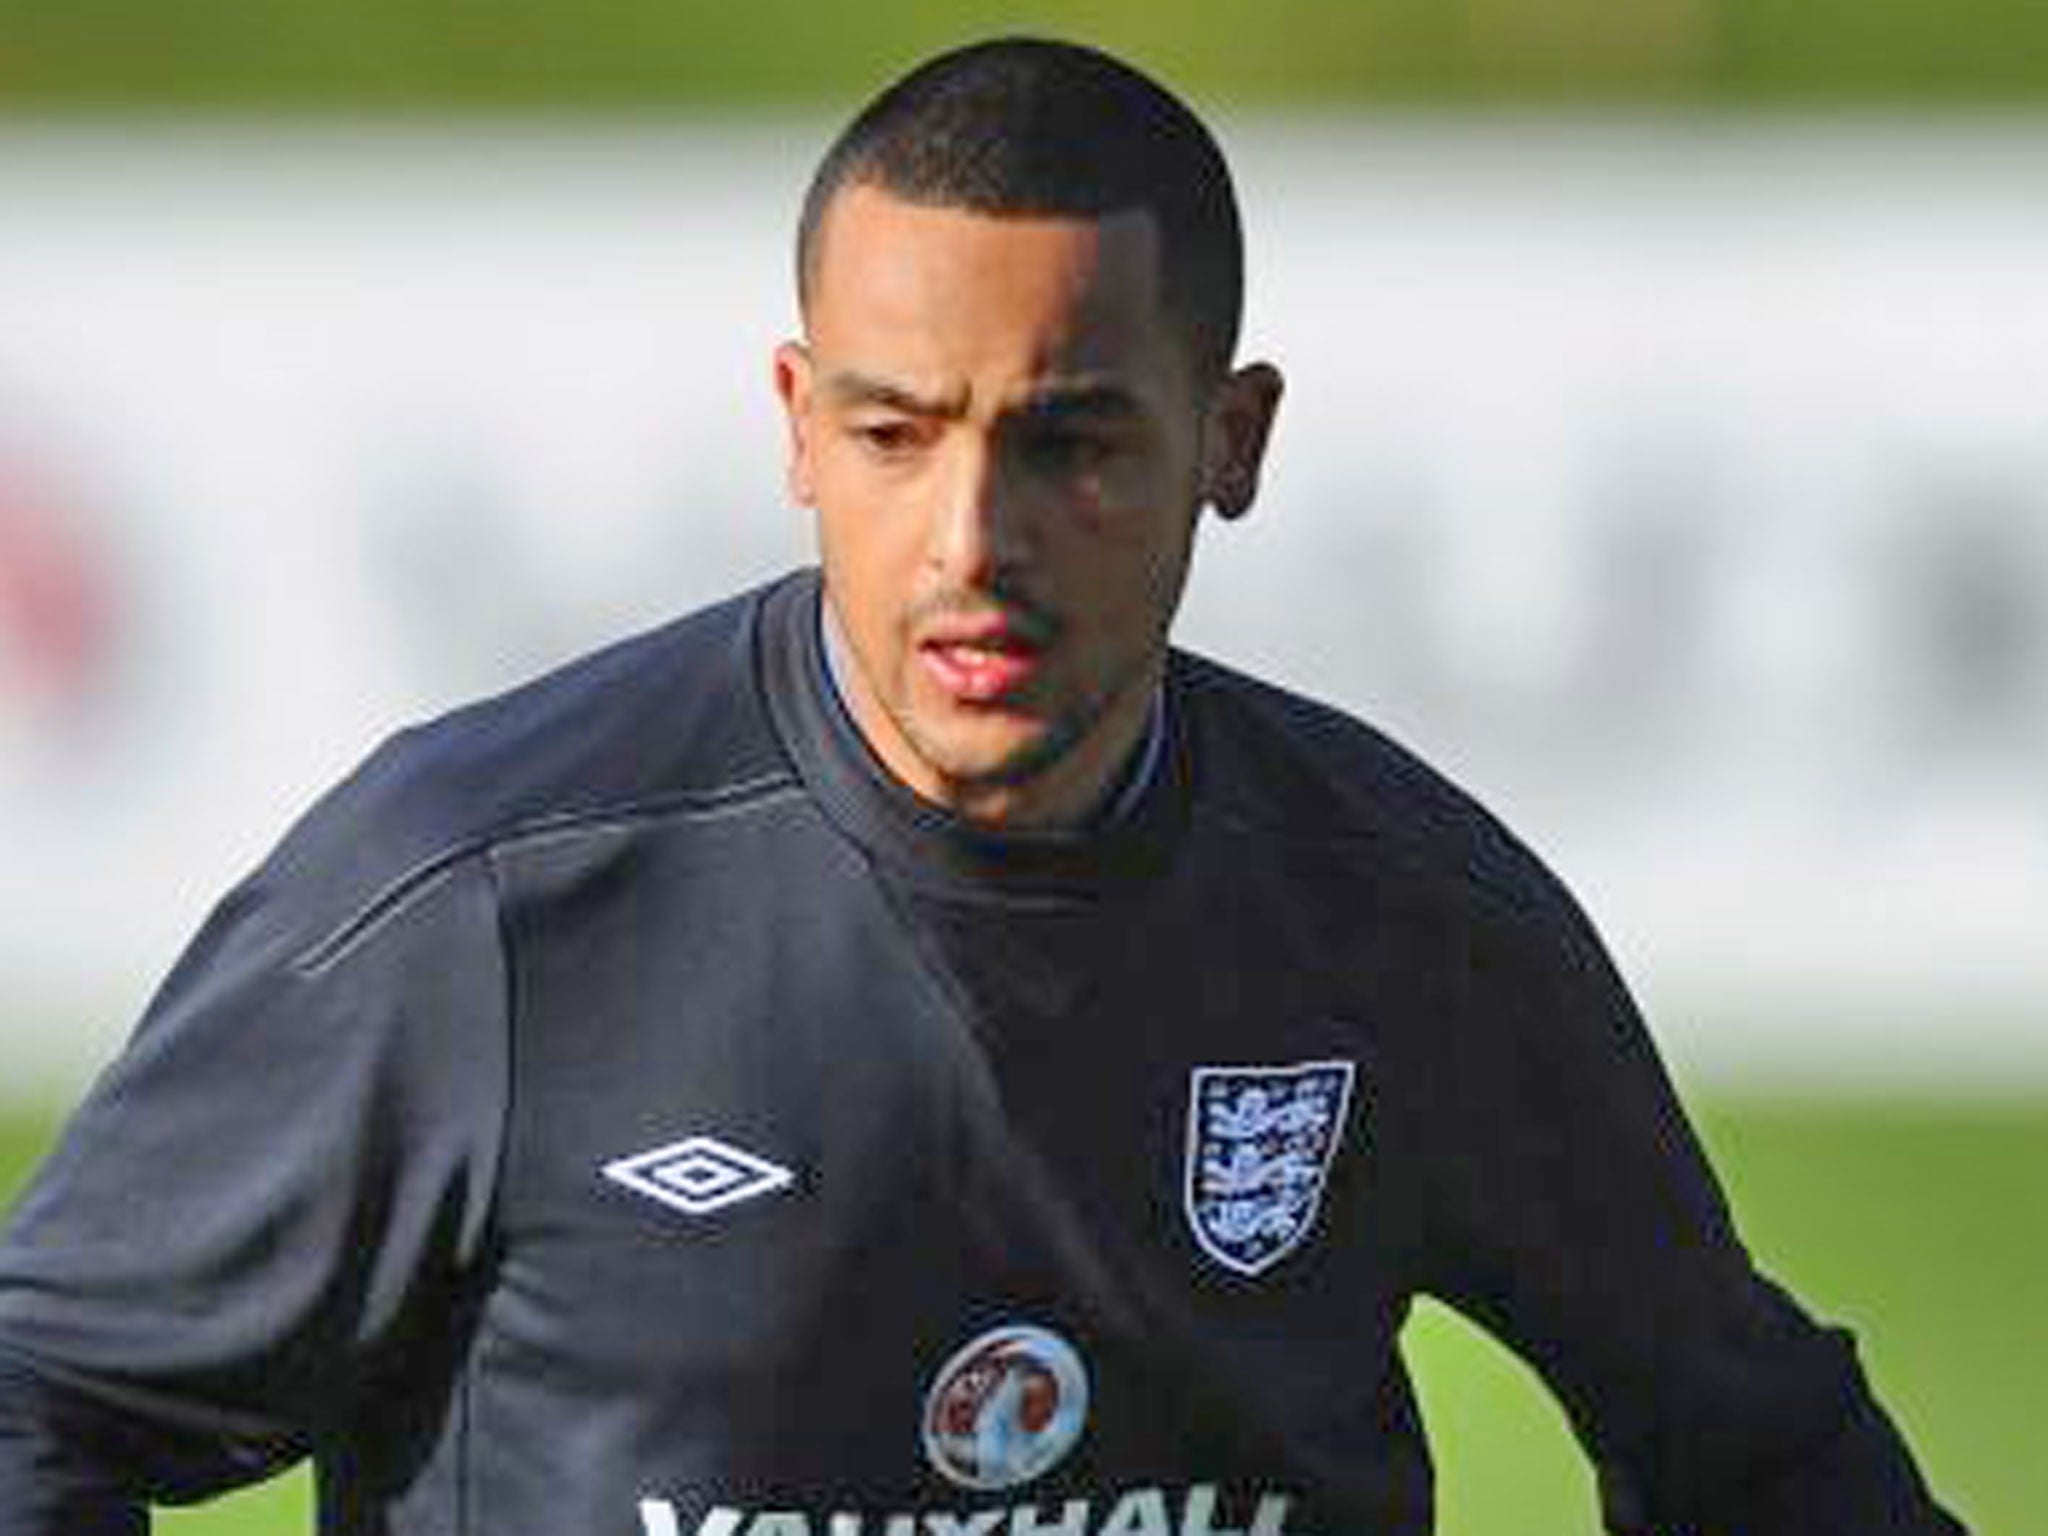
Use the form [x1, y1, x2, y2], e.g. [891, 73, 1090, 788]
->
[918, 615, 1051, 704]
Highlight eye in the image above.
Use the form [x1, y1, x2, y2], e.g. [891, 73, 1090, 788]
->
[849, 417, 927, 459]
[1018, 422, 1115, 476]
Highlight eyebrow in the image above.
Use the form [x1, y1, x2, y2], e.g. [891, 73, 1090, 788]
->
[1015, 383, 1146, 425]
[820, 369, 1146, 423]
[821, 370, 967, 418]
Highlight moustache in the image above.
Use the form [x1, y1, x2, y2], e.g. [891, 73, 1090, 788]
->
[905, 590, 1063, 649]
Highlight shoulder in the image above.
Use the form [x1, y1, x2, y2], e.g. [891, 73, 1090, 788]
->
[1170, 648, 1576, 931]
[258, 574, 801, 962]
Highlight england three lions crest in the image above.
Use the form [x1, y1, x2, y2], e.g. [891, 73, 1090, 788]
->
[1185, 1059, 1358, 1277]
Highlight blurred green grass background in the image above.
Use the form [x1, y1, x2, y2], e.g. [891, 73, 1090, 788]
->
[3, 1093, 2039, 1533]
[4, 0, 2048, 111]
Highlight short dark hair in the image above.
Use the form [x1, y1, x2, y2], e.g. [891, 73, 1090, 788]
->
[797, 37, 1244, 384]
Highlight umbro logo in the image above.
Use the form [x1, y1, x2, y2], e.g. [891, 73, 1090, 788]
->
[602, 1135, 795, 1217]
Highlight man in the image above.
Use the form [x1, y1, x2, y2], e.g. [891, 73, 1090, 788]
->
[0, 36, 1966, 1536]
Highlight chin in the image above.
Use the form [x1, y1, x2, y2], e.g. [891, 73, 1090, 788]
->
[934, 741, 1055, 795]
[914, 717, 1063, 792]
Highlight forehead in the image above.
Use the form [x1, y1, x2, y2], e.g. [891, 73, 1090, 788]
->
[804, 186, 1175, 388]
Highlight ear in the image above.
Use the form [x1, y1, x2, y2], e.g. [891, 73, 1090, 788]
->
[1198, 362, 1284, 521]
[773, 339, 818, 507]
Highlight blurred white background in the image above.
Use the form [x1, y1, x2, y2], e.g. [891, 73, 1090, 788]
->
[2, 120, 2043, 1091]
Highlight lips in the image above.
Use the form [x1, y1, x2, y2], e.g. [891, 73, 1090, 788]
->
[918, 615, 1048, 704]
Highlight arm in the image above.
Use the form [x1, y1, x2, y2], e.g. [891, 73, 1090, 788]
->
[0, 1348, 298, 1534]
[0, 835, 508, 1531]
[1414, 870, 1966, 1534]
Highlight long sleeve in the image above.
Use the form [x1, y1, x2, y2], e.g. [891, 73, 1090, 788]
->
[0, 825, 509, 1531]
[1414, 868, 1967, 1535]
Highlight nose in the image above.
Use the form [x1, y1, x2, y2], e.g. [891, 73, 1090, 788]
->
[928, 433, 1029, 590]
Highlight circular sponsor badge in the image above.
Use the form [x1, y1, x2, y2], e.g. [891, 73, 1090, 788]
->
[920, 1323, 1090, 1491]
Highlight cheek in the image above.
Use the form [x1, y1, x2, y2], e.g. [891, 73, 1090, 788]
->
[817, 488, 925, 648]
[1093, 434, 1202, 530]
[817, 445, 928, 551]
[1056, 516, 1194, 637]
[1052, 455, 1175, 544]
